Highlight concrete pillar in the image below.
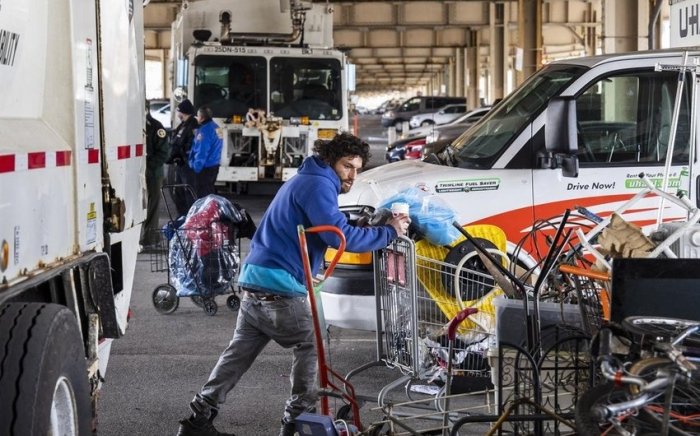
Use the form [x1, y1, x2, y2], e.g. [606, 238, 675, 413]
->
[602, 0, 649, 52]
[448, 56, 456, 96]
[466, 31, 480, 109]
[455, 48, 464, 97]
[490, 2, 505, 101]
[517, 0, 542, 85]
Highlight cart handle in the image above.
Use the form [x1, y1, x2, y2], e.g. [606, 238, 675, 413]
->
[558, 264, 611, 282]
[446, 308, 479, 340]
[297, 225, 346, 283]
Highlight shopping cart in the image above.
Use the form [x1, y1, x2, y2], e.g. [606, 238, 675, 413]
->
[150, 184, 244, 316]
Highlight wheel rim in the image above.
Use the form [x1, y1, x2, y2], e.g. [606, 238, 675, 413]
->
[153, 285, 178, 313]
[51, 376, 77, 436]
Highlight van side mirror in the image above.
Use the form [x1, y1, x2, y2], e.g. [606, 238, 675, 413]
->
[545, 97, 579, 178]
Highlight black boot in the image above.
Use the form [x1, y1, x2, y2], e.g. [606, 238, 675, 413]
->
[177, 414, 235, 436]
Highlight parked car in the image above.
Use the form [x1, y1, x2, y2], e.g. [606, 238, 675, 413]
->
[409, 103, 468, 128]
[149, 99, 172, 130]
[371, 99, 401, 115]
[381, 96, 466, 129]
[424, 106, 492, 144]
[403, 138, 427, 160]
[385, 106, 491, 163]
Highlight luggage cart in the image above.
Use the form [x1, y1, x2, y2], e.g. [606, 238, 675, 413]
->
[297, 225, 362, 434]
[150, 184, 242, 316]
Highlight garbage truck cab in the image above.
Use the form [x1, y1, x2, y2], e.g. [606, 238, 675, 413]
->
[170, 0, 350, 188]
[323, 48, 700, 331]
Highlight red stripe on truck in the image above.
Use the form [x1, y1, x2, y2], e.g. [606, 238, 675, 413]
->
[135, 144, 144, 156]
[28, 152, 46, 169]
[56, 150, 72, 166]
[87, 148, 100, 164]
[117, 145, 131, 160]
[0, 155, 15, 173]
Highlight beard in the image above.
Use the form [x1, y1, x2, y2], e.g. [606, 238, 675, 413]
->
[340, 180, 353, 193]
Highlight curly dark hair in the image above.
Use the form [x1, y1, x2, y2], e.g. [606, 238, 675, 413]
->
[312, 132, 371, 168]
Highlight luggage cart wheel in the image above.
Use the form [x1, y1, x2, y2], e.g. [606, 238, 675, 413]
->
[191, 296, 205, 308]
[226, 295, 240, 311]
[152, 284, 179, 314]
[203, 298, 218, 316]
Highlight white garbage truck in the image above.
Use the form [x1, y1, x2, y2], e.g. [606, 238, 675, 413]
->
[170, 0, 350, 188]
[0, 0, 145, 433]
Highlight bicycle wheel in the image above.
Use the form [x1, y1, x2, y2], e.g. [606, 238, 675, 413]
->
[622, 317, 700, 343]
[576, 382, 659, 436]
[628, 357, 700, 435]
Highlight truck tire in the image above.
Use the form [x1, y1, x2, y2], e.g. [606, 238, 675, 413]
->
[0, 303, 92, 435]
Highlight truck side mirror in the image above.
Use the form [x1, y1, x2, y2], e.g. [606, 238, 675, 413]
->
[545, 97, 579, 178]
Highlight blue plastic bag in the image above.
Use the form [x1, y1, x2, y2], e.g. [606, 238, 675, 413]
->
[379, 187, 461, 246]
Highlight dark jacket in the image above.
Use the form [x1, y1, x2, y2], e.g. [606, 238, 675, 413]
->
[238, 155, 397, 297]
[167, 116, 198, 166]
[145, 114, 169, 177]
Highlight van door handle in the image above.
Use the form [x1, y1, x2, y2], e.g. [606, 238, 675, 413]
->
[696, 175, 700, 208]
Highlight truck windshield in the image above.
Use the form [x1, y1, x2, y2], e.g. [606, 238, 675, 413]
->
[270, 57, 343, 120]
[450, 65, 586, 168]
[193, 55, 267, 118]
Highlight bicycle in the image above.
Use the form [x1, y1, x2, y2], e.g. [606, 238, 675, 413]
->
[576, 318, 700, 435]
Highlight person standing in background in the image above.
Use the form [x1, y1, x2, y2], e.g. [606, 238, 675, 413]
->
[189, 105, 222, 199]
[140, 102, 170, 250]
[167, 99, 198, 215]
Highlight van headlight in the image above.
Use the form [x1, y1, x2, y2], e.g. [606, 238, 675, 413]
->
[383, 110, 394, 119]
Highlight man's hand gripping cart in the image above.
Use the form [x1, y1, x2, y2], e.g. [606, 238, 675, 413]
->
[297, 225, 363, 435]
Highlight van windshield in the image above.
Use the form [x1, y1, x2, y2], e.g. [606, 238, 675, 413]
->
[449, 65, 586, 168]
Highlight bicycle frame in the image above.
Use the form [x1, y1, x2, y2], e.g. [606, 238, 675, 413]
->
[576, 174, 700, 270]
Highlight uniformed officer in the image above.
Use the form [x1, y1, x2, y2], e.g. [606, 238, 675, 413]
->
[166, 99, 198, 215]
[141, 102, 170, 249]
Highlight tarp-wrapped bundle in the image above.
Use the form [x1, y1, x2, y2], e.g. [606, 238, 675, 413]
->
[168, 195, 253, 297]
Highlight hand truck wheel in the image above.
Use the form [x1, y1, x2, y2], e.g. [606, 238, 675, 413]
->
[191, 296, 204, 307]
[202, 298, 218, 316]
[226, 295, 240, 311]
[335, 404, 353, 421]
[152, 284, 179, 314]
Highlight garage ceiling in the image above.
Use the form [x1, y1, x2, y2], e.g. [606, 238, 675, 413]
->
[143, 1, 606, 93]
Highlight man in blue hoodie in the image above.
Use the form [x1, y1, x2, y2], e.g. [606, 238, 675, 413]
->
[189, 105, 222, 199]
[177, 133, 410, 436]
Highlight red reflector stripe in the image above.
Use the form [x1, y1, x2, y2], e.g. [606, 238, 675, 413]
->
[135, 144, 144, 156]
[56, 150, 72, 166]
[117, 145, 130, 160]
[28, 152, 46, 169]
[0, 155, 15, 173]
[88, 148, 99, 164]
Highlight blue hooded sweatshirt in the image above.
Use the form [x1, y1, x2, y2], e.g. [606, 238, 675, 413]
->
[238, 155, 397, 297]
[189, 119, 222, 173]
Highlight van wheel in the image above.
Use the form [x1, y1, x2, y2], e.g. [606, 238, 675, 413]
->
[0, 303, 92, 435]
[420, 120, 434, 127]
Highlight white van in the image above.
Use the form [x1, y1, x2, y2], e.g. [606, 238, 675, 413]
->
[322, 48, 698, 331]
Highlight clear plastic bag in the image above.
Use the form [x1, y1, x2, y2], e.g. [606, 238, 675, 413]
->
[379, 187, 461, 246]
[168, 195, 245, 297]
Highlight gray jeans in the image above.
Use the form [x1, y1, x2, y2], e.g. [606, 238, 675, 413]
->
[191, 294, 317, 423]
